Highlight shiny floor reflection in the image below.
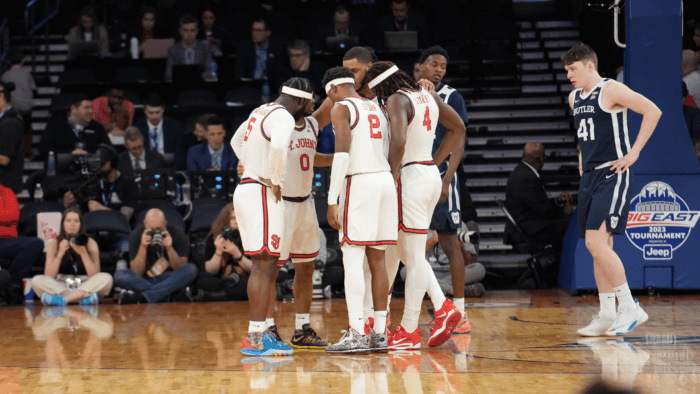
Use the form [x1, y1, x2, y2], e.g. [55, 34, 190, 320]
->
[1, 290, 699, 393]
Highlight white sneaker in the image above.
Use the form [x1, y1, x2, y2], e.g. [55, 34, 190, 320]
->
[605, 299, 648, 336]
[577, 313, 615, 337]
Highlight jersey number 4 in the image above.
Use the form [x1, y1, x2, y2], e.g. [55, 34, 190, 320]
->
[369, 114, 382, 139]
[244, 118, 257, 141]
[577, 118, 595, 141]
[423, 108, 431, 131]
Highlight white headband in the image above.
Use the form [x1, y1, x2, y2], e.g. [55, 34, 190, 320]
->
[368, 65, 399, 89]
[281, 86, 313, 100]
[325, 78, 355, 94]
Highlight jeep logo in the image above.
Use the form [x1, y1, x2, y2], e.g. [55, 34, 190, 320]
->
[643, 245, 672, 260]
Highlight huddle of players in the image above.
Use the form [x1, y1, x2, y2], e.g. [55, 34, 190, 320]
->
[232, 46, 468, 356]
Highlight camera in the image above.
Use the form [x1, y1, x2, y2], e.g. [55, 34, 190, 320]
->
[146, 228, 168, 277]
[148, 228, 165, 246]
[220, 226, 241, 245]
[457, 230, 480, 245]
[68, 154, 103, 177]
[66, 233, 89, 246]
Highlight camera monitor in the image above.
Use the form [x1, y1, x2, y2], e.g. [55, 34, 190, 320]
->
[133, 169, 177, 200]
[325, 36, 359, 53]
[190, 170, 238, 200]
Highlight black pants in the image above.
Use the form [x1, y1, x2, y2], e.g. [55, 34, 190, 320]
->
[196, 272, 249, 301]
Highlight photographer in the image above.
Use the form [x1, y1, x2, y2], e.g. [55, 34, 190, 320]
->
[197, 203, 251, 301]
[31, 207, 113, 305]
[63, 144, 136, 254]
[114, 209, 197, 304]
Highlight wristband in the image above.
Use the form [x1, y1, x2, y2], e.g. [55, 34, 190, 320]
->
[327, 152, 349, 205]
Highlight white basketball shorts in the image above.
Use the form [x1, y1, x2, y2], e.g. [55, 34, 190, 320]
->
[279, 195, 320, 264]
[398, 163, 442, 234]
[233, 178, 286, 259]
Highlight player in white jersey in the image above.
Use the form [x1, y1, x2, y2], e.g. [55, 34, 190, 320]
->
[322, 66, 398, 353]
[365, 61, 467, 349]
[230, 78, 314, 357]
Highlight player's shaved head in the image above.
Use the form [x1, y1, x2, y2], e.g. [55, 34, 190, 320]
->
[343, 46, 373, 64]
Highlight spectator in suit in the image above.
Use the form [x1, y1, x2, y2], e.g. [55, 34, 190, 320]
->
[0, 82, 25, 195]
[198, 6, 231, 56]
[118, 127, 166, 180]
[505, 143, 573, 252]
[134, 93, 185, 169]
[165, 14, 213, 82]
[114, 209, 197, 304]
[378, 0, 429, 50]
[682, 50, 700, 106]
[315, 5, 366, 52]
[66, 6, 109, 58]
[92, 85, 134, 139]
[276, 40, 327, 100]
[187, 116, 237, 172]
[183, 113, 215, 153]
[0, 183, 44, 293]
[234, 18, 286, 83]
[39, 93, 111, 158]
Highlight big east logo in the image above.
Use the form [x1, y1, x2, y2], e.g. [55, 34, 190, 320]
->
[625, 182, 700, 260]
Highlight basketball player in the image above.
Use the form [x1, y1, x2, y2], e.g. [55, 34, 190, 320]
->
[231, 78, 315, 356]
[561, 44, 661, 336]
[417, 45, 471, 334]
[365, 61, 467, 349]
[323, 67, 398, 353]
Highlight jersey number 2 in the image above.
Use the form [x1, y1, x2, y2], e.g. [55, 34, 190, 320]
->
[368, 114, 382, 139]
[577, 118, 595, 141]
[244, 117, 257, 141]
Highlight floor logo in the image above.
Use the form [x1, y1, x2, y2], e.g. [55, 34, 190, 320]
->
[625, 182, 700, 260]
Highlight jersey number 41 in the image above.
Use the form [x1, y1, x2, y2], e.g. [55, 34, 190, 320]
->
[577, 118, 595, 141]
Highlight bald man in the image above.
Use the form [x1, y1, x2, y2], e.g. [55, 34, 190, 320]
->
[682, 50, 700, 105]
[504, 143, 573, 252]
[113, 208, 197, 304]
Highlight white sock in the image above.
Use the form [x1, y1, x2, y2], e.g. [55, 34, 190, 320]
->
[362, 256, 374, 321]
[249, 321, 266, 333]
[266, 318, 275, 328]
[402, 308, 420, 333]
[295, 313, 310, 330]
[401, 232, 435, 332]
[387, 294, 392, 315]
[343, 245, 367, 333]
[374, 310, 387, 334]
[350, 313, 365, 334]
[426, 268, 446, 308]
[613, 283, 635, 309]
[599, 293, 616, 318]
[453, 298, 465, 319]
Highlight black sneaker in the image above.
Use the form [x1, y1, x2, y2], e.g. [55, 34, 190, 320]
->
[268, 325, 283, 343]
[119, 290, 147, 305]
[291, 324, 328, 349]
[171, 287, 193, 303]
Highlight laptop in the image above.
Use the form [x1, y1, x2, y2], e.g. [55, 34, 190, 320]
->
[325, 36, 360, 53]
[143, 38, 174, 59]
[384, 31, 418, 51]
[67, 41, 100, 59]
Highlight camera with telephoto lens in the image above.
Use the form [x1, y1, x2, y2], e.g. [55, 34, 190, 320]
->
[148, 228, 165, 246]
[220, 226, 241, 245]
[146, 228, 168, 277]
[66, 233, 89, 246]
[457, 230, 480, 244]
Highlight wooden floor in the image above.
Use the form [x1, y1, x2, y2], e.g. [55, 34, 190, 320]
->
[1, 290, 699, 394]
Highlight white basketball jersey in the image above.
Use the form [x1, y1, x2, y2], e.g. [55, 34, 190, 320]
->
[396, 87, 439, 164]
[281, 116, 319, 197]
[336, 97, 391, 175]
[234, 103, 295, 181]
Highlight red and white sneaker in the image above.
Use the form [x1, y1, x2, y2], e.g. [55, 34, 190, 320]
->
[388, 324, 421, 350]
[428, 299, 461, 347]
[452, 316, 472, 335]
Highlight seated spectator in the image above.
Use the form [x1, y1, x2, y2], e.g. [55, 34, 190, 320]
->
[66, 6, 109, 58]
[378, 0, 429, 50]
[186, 116, 237, 172]
[131, 6, 169, 57]
[1, 48, 36, 158]
[198, 6, 231, 56]
[39, 93, 111, 158]
[63, 144, 136, 254]
[114, 209, 197, 304]
[92, 85, 134, 139]
[276, 40, 327, 100]
[315, 5, 366, 52]
[117, 127, 167, 180]
[683, 82, 700, 162]
[134, 93, 185, 169]
[505, 143, 573, 252]
[683, 50, 700, 105]
[197, 203, 251, 301]
[0, 82, 25, 195]
[183, 113, 215, 153]
[0, 183, 44, 294]
[234, 18, 286, 83]
[165, 14, 213, 82]
[31, 207, 113, 306]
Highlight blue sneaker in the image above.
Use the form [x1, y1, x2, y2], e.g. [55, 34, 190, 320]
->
[41, 293, 66, 306]
[241, 330, 294, 356]
[79, 293, 99, 305]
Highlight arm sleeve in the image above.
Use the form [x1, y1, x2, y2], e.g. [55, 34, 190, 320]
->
[267, 110, 295, 186]
[231, 120, 246, 159]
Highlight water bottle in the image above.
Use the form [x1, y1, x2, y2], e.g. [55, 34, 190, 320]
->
[34, 183, 43, 202]
[130, 37, 139, 59]
[174, 181, 182, 205]
[181, 180, 191, 202]
[47, 151, 56, 176]
[261, 81, 270, 103]
[209, 58, 218, 82]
